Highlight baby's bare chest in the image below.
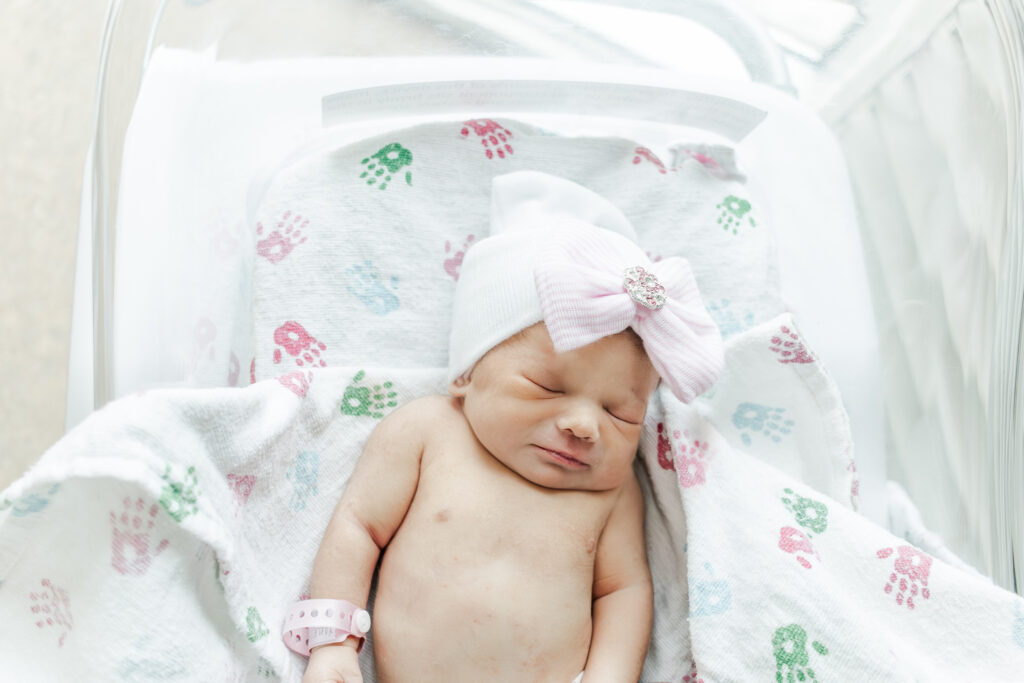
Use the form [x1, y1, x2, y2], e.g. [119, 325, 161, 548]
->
[387, 433, 615, 578]
[419, 458, 604, 563]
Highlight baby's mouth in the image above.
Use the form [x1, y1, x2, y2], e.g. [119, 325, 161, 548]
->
[534, 445, 590, 469]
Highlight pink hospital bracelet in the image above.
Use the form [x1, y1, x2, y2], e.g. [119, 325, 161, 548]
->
[282, 599, 371, 656]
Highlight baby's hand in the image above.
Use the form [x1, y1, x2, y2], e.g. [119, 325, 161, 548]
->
[302, 641, 363, 683]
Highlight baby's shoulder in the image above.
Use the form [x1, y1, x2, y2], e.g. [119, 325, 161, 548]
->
[362, 395, 462, 456]
[378, 394, 463, 431]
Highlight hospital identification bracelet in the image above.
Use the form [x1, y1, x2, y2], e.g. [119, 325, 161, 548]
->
[282, 599, 371, 656]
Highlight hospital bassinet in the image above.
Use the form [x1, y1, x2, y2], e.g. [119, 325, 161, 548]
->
[69, 0, 1022, 603]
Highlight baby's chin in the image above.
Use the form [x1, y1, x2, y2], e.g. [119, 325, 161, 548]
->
[502, 454, 632, 493]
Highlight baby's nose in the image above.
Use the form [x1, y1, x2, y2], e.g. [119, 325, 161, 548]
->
[556, 402, 600, 441]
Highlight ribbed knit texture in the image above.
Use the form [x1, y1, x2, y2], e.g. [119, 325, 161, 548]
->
[534, 224, 724, 403]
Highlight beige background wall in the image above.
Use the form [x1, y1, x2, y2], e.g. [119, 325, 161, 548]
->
[0, 0, 109, 489]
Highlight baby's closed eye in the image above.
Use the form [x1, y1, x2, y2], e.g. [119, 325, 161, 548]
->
[524, 375, 562, 394]
[606, 406, 642, 425]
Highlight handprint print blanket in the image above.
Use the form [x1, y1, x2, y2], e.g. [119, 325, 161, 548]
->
[671, 428, 1024, 682]
[3, 313, 1024, 681]
[0, 366, 445, 682]
[640, 313, 1024, 682]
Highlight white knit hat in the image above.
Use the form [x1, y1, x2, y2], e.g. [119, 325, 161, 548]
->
[447, 171, 639, 384]
[448, 171, 725, 401]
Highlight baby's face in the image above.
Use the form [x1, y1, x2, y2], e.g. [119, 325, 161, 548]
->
[449, 322, 660, 491]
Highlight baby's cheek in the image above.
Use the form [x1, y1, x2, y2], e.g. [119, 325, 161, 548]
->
[599, 452, 638, 488]
[613, 425, 644, 457]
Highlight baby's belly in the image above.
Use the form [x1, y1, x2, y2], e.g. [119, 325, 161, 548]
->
[372, 530, 593, 682]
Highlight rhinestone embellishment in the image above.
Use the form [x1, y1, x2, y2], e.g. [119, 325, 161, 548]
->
[623, 266, 666, 310]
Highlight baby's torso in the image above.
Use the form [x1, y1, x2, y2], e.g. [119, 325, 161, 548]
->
[372, 397, 618, 683]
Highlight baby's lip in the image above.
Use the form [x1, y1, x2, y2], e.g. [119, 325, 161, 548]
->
[534, 444, 591, 468]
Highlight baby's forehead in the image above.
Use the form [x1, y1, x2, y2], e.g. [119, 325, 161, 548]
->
[492, 323, 552, 357]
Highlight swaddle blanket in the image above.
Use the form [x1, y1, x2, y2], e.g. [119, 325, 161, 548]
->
[4, 316, 1024, 682]
[4, 119, 1024, 681]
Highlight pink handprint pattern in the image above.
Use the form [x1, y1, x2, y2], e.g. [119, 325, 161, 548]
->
[443, 234, 476, 281]
[649, 660, 704, 683]
[877, 545, 933, 609]
[29, 578, 73, 647]
[656, 422, 674, 471]
[273, 321, 326, 368]
[227, 473, 256, 509]
[847, 458, 860, 503]
[256, 211, 308, 264]
[633, 146, 670, 174]
[672, 429, 711, 488]
[460, 119, 514, 160]
[110, 497, 169, 576]
[273, 321, 327, 398]
[778, 525, 820, 569]
[682, 659, 704, 683]
[278, 371, 310, 398]
[769, 325, 815, 364]
[677, 143, 746, 181]
[683, 146, 720, 169]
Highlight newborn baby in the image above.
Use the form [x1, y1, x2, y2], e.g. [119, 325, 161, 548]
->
[286, 171, 723, 682]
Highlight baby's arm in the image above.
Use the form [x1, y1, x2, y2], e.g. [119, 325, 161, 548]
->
[302, 399, 428, 683]
[583, 472, 654, 682]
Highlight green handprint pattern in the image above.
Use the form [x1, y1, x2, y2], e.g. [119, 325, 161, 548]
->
[341, 370, 398, 419]
[360, 142, 413, 190]
[255, 658, 276, 678]
[772, 623, 828, 683]
[159, 465, 199, 522]
[246, 607, 269, 642]
[781, 487, 829, 536]
[716, 195, 757, 235]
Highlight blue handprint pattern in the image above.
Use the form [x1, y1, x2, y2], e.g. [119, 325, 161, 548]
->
[690, 562, 732, 617]
[707, 298, 755, 338]
[345, 260, 400, 315]
[9, 484, 61, 517]
[287, 451, 319, 512]
[732, 402, 794, 446]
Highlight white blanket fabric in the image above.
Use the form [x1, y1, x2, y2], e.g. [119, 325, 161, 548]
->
[4, 314, 1024, 681]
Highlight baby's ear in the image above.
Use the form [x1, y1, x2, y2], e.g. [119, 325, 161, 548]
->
[448, 373, 471, 397]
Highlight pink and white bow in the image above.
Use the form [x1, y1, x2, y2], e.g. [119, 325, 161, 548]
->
[534, 225, 724, 403]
